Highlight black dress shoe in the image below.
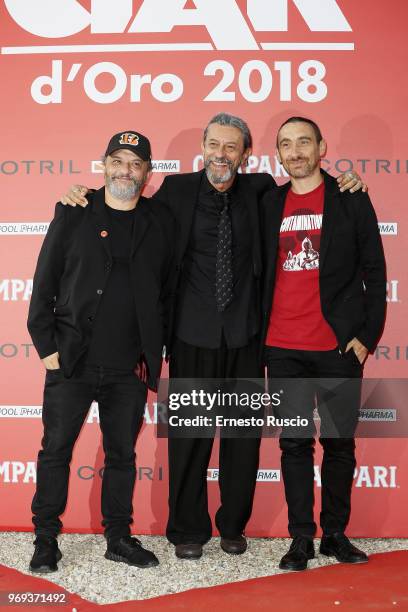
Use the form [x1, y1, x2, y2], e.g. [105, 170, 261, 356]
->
[29, 536, 62, 573]
[320, 533, 368, 564]
[105, 536, 159, 568]
[175, 542, 203, 559]
[220, 535, 247, 555]
[279, 536, 315, 571]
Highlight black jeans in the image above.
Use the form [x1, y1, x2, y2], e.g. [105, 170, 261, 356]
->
[32, 364, 147, 540]
[166, 336, 263, 545]
[264, 346, 362, 537]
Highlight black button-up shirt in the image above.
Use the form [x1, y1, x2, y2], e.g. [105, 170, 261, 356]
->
[175, 174, 258, 349]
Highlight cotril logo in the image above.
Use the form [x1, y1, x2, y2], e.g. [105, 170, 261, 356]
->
[4, 0, 352, 50]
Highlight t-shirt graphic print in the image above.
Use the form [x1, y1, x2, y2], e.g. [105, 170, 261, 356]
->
[266, 181, 337, 351]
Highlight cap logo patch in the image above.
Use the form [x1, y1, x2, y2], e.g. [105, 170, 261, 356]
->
[119, 133, 139, 146]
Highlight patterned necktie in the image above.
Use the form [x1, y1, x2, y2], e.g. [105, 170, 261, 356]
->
[214, 191, 233, 312]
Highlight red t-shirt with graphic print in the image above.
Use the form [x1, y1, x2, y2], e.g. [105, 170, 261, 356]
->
[266, 181, 337, 350]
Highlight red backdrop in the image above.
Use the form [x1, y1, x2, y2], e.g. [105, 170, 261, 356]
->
[0, 0, 407, 536]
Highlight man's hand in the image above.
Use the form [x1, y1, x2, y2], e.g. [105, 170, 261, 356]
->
[61, 185, 89, 207]
[345, 338, 368, 364]
[337, 171, 367, 193]
[42, 352, 60, 370]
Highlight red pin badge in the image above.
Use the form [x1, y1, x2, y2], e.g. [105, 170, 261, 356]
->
[100, 230, 108, 238]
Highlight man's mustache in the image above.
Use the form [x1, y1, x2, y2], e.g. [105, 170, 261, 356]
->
[208, 157, 233, 166]
[111, 173, 136, 181]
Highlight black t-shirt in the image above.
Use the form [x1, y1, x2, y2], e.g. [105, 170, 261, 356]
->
[85, 204, 141, 369]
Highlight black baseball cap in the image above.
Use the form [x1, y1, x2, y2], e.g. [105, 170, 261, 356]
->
[105, 131, 152, 161]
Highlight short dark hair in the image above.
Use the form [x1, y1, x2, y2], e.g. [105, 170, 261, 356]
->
[276, 116, 323, 147]
[203, 112, 252, 150]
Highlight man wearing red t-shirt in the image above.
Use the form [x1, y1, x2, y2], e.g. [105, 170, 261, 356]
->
[260, 117, 386, 571]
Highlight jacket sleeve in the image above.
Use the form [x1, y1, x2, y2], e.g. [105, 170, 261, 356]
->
[353, 192, 387, 352]
[27, 203, 67, 359]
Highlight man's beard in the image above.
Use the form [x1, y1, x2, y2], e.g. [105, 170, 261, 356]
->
[105, 173, 144, 200]
[204, 156, 239, 185]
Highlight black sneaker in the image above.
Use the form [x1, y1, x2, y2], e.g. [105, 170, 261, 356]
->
[105, 536, 159, 568]
[29, 536, 62, 573]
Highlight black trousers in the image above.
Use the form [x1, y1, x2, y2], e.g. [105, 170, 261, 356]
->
[264, 346, 362, 538]
[32, 365, 147, 540]
[166, 336, 263, 545]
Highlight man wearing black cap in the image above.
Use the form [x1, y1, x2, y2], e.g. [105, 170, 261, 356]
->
[27, 131, 174, 572]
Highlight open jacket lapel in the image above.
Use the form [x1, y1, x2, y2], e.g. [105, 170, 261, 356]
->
[177, 170, 204, 263]
[238, 175, 262, 277]
[131, 199, 150, 257]
[319, 172, 340, 271]
[264, 182, 290, 300]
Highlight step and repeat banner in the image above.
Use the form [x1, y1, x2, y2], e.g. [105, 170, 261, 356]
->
[0, 1, 407, 536]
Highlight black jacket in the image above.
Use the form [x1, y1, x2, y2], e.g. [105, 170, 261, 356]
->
[27, 187, 175, 390]
[153, 169, 276, 352]
[260, 171, 386, 354]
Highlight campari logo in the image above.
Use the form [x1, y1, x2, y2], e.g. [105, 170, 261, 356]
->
[0, 461, 36, 483]
[0, 279, 32, 301]
[314, 465, 397, 488]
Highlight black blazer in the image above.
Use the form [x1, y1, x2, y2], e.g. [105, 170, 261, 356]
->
[27, 188, 175, 390]
[260, 171, 386, 354]
[153, 169, 276, 352]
